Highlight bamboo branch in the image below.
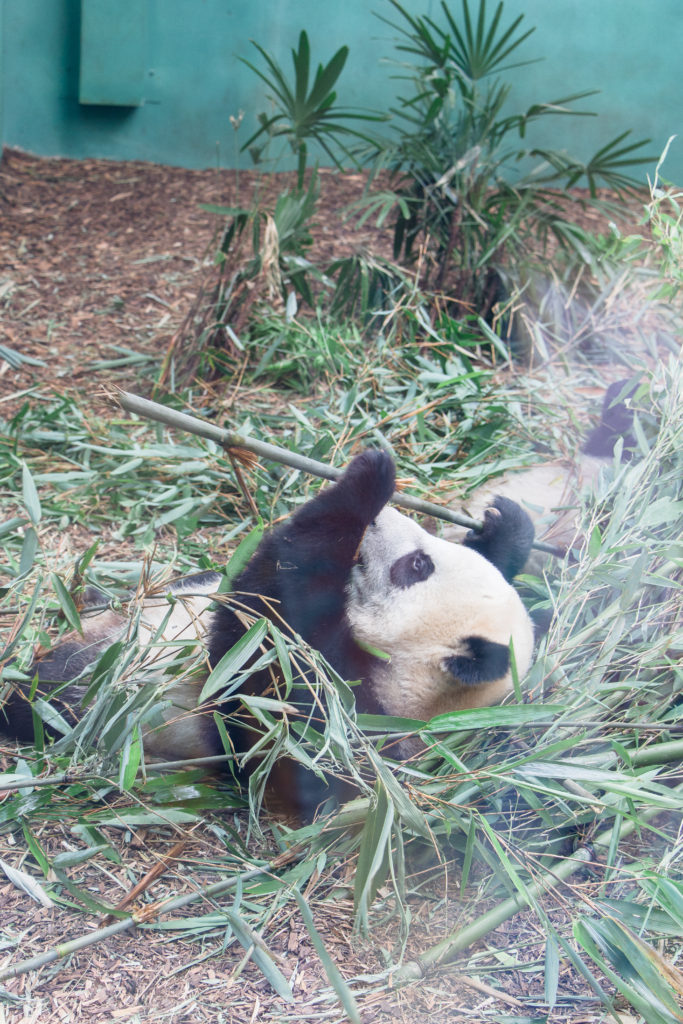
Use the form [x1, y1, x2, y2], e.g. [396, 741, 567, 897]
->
[0, 755, 236, 795]
[3, 736, 680, 795]
[392, 781, 683, 983]
[0, 851, 301, 984]
[116, 390, 563, 557]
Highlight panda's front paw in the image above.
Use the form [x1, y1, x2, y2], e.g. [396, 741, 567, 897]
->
[340, 449, 396, 520]
[464, 495, 534, 581]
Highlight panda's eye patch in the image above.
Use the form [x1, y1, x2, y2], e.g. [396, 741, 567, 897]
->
[389, 550, 435, 588]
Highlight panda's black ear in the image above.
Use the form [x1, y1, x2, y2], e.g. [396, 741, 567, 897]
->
[444, 636, 510, 686]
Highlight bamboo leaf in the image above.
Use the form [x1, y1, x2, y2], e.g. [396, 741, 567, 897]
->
[574, 917, 683, 1024]
[18, 527, 39, 576]
[0, 858, 54, 907]
[21, 462, 41, 524]
[292, 888, 361, 1023]
[218, 521, 264, 592]
[427, 703, 563, 731]
[30, 698, 73, 737]
[544, 934, 560, 1008]
[52, 845, 110, 868]
[639, 876, 683, 932]
[199, 619, 269, 702]
[0, 516, 28, 538]
[119, 727, 142, 791]
[354, 783, 394, 931]
[224, 909, 294, 1003]
[50, 573, 83, 634]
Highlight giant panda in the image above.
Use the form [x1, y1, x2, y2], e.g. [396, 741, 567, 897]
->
[2, 449, 535, 819]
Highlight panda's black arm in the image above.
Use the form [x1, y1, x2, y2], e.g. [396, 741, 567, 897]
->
[210, 449, 396, 661]
[264, 448, 396, 580]
[281, 449, 396, 543]
[268, 449, 396, 635]
[463, 495, 535, 581]
[204, 451, 396, 821]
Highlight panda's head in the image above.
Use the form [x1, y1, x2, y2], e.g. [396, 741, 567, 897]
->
[347, 507, 534, 722]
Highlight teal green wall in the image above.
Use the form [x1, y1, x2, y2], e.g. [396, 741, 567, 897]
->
[1, 0, 681, 183]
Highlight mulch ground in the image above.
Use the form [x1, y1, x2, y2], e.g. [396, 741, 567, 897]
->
[0, 147, 654, 1024]
[0, 817, 615, 1024]
[0, 147, 639, 415]
[0, 147, 392, 418]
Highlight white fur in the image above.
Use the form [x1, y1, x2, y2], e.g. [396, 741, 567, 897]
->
[74, 572, 221, 659]
[347, 508, 534, 721]
[54, 574, 223, 759]
[132, 572, 221, 654]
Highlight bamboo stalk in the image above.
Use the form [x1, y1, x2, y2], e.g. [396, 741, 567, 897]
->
[3, 735, 680, 795]
[116, 389, 563, 557]
[392, 781, 683, 983]
[0, 756, 233, 794]
[0, 853, 300, 983]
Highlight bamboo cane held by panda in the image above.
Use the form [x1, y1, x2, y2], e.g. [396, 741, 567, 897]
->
[116, 388, 562, 557]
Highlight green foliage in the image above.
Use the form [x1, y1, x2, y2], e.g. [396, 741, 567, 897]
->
[192, 28, 416, 352]
[2, 358, 681, 1017]
[240, 30, 384, 188]
[575, 917, 683, 1024]
[326, 250, 416, 321]
[361, 0, 652, 315]
[0, 395, 251, 558]
[199, 1, 660, 368]
[203, 165, 322, 315]
[599, 137, 683, 304]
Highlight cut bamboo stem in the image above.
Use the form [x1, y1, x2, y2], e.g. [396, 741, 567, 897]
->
[392, 780, 683, 982]
[2, 736, 681, 794]
[0, 853, 300, 984]
[117, 390, 563, 557]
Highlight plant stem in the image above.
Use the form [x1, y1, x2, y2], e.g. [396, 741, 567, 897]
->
[3, 735, 679, 795]
[116, 389, 562, 556]
[0, 853, 301, 983]
[392, 781, 683, 983]
[297, 142, 307, 190]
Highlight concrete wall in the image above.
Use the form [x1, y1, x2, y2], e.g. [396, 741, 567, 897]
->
[1, 0, 681, 183]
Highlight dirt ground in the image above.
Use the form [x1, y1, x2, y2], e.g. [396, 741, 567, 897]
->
[0, 147, 395, 418]
[0, 148, 658, 1024]
[0, 147, 637, 415]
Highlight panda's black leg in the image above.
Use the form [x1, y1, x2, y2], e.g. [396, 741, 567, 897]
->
[582, 378, 638, 457]
[463, 495, 534, 581]
[267, 758, 354, 823]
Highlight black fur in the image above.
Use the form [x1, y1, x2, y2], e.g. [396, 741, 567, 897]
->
[208, 449, 397, 818]
[444, 637, 510, 687]
[389, 550, 435, 589]
[463, 495, 535, 581]
[210, 449, 396, 671]
[3, 595, 124, 744]
[3, 449, 535, 821]
[582, 379, 637, 457]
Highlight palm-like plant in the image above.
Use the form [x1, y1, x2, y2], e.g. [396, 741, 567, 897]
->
[241, 31, 384, 188]
[367, 0, 653, 313]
